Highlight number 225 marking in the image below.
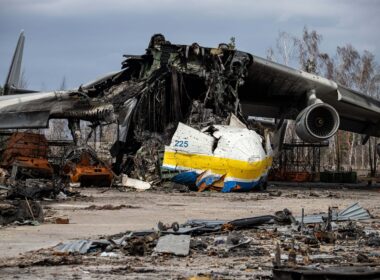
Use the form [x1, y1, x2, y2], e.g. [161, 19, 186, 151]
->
[174, 140, 189, 147]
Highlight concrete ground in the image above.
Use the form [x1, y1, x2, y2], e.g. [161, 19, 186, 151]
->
[1, 185, 379, 258]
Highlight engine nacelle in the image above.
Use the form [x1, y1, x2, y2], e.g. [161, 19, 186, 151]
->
[295, 103, 340, 143]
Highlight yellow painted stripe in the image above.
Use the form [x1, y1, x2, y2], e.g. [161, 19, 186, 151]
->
[163, 151, 273, 180]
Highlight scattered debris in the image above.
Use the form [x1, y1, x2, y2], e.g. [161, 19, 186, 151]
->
[54, 217, 69, 224]
[0, 198, 378, 279]
[6, 179, 58, 200]
[154, 234, 191, 256]
[84, 204, 140, 210]
[0, 199, 43, 225]
[55, 240, 110, 254]
[100, 252, 120, 258]
[295, 203, 371, 224]
[121, 174, 151, 190]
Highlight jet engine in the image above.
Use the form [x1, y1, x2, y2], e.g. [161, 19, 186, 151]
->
[295, 103, 340, 143]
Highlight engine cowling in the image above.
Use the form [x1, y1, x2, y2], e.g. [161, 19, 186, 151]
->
[295, 103, 340, 143]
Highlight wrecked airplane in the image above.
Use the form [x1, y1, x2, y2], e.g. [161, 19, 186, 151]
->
[1, 32, 380, 187]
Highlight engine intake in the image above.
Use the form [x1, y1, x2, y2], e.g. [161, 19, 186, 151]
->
[295, 103, 340, 143]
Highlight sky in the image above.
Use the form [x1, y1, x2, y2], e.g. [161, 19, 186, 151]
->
[0, 0, 379, 90]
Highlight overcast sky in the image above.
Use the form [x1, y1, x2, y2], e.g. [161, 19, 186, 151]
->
[0, 0, 379, 90]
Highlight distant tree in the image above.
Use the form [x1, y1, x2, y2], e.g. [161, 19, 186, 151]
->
[228, 37, 236, 50]
[276, 31, 297, 66]
[0, 85, 3, 95]
[294, 27, 323, 74]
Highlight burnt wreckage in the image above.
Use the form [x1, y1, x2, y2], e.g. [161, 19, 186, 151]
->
[87, 35, 254, 173]
[1, 33, 380, 176]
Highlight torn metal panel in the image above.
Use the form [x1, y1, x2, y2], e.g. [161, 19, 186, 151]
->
[55, 240, 94, 254]
[154, 234, 191, 256]
[337, 202, 371, 221]
[296, 203, 371, 224]
[54, 240, 110, 254]
[117, 97, 138, 142]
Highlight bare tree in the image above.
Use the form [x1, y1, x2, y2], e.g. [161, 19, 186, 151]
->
[276, 31, 297, 66]
[295, 27, 322, 73]
[266, 47, 276, 62]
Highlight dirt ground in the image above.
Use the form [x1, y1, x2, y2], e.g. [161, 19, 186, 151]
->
[0, 184, 379, 279]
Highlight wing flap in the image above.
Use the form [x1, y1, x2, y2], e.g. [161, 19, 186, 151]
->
[0, 111, 50, 129]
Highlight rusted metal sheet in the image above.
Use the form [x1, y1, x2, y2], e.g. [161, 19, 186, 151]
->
[0, 132, 53, 179]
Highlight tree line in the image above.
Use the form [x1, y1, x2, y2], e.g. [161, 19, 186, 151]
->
[267, 27, 379, 175]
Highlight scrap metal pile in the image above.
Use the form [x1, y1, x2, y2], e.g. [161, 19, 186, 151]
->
[2, 203, 379, 279]
[0, 178, 79, 226]
[0, 132, 87, 226]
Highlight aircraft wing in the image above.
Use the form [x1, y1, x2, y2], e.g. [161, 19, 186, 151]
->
[239, 55, 380, 138]
[0, 91, 79, 129]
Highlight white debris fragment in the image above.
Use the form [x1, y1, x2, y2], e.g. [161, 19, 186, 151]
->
[56, 191, 68, 200]
[69, 182, 81, 188]
[121, 174, 151, 191]
[100, 252, 120, 258]
[229, 113, 247, 128]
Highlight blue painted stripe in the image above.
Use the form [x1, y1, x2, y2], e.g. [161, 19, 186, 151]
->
[171, 171, 198, 185]
[169, 170, 266, 192]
